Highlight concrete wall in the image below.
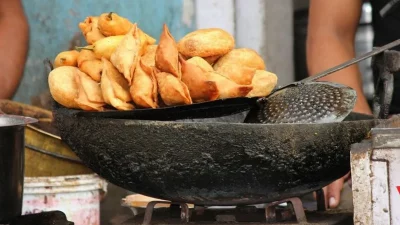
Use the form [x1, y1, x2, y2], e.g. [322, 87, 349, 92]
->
[237, 0, 294, 86]
[195, 0, 295, 86]
[14, 0, 196, 104]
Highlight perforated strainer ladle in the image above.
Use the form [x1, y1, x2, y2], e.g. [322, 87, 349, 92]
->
[256, 38, 400, 124]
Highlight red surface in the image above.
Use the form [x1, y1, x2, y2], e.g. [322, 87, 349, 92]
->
[397, 186, 400, 194]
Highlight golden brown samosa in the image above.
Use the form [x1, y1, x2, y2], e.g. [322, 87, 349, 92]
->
[154, 69, 192, 106]
[79, 59, 103, 82]
[214, 64, 256, 85]
[110, 23, 141, 85]
[78, 16, 105, 44]
[130, 61, 158, 108]
[207, 72, 253, 99]
[74, 71, 105, 111]
[213, 48, 266, 70]
[140, 44, 157, 75]
[155, 24, 180, 78]
[187, 56, 213, 72]
[203, 55, 221, 65]
[179, 55, 219, 103]
[177, 28, 235, 59]
[48, 66, 80, 109]
[101, 58, 134, 110]
[138, 29, 157, 56]
[246, 70, 278, 98]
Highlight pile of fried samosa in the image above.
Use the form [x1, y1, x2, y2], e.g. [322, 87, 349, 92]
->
[48, 12, 278, 111]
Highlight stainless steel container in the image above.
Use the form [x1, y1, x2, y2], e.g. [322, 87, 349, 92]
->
[0, 115, 37, 222]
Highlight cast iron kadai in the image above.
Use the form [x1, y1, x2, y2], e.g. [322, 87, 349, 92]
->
[51, 42, 400, 206]
[53, 102, 387, 206]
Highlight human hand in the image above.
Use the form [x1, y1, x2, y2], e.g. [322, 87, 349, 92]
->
[314, 172, 351, 209]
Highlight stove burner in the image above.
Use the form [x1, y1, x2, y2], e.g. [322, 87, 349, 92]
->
[2, 211, 73, 225]
[120, 191, 353, 225]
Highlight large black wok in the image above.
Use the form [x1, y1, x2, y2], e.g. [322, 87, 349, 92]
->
[53, 103, 385, 206]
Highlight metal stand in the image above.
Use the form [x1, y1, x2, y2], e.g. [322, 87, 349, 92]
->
[265, 197, 307, 223]
[142, 201, 189, 225]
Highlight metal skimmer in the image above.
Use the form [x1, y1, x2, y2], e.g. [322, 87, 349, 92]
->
[257, 38, 400, 124]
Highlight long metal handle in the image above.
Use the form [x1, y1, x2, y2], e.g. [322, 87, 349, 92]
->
[25, 144, 84, 164]
[301, 38, 400, 83]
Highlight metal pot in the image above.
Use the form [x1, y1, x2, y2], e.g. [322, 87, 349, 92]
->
[0, 114, 37, 222]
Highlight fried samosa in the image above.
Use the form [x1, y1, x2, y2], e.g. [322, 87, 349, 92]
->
[179, 55, 219, 103]
[177, 28, 235, 59]
[78, 16, 105, 44]
[98, 12, 133, 36]
[138, 29, 157, 56]
[74, 71, 105, 111]
[203, 55, 221, 65]
[207, 72, 253, 99]
[214, 64, 256, 85]
[246, 70, 278, 98]
[54, 50, 79, 68]
[154, 69, 192, 106]
[79, 59, 103, 82]
[155, 24, 181, 78]
[213, 48, 266, 70]
[140, 44, 157, 75]
[110, 24, 141, 85]
[48, 66, 80, 109]
[130, 61, 158, 108]
[187, 56, 214, 72]
[101, 58, 134, 110]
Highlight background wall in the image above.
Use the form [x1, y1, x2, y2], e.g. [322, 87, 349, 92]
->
[195, 0, 295, 86]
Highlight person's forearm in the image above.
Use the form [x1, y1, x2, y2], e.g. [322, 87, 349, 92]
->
[0, 8, 29, 99]
[306, 34, 372, 114]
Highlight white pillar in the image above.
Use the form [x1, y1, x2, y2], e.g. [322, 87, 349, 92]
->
[194, 0, 235, 36]
[194, 0, 295, 86]
[235, 0, 294, 86]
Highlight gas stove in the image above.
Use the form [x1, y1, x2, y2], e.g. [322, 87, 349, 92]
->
[119, 193, 353, 225]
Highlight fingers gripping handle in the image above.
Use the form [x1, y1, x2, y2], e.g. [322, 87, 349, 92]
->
[372, 50, 400, 119]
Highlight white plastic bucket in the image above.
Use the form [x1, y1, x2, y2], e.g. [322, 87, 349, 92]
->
[22, 174, 107, 225]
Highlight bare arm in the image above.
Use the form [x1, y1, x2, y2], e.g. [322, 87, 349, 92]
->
[307, 0, 372, 114]
[0, 0, 29, 99]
